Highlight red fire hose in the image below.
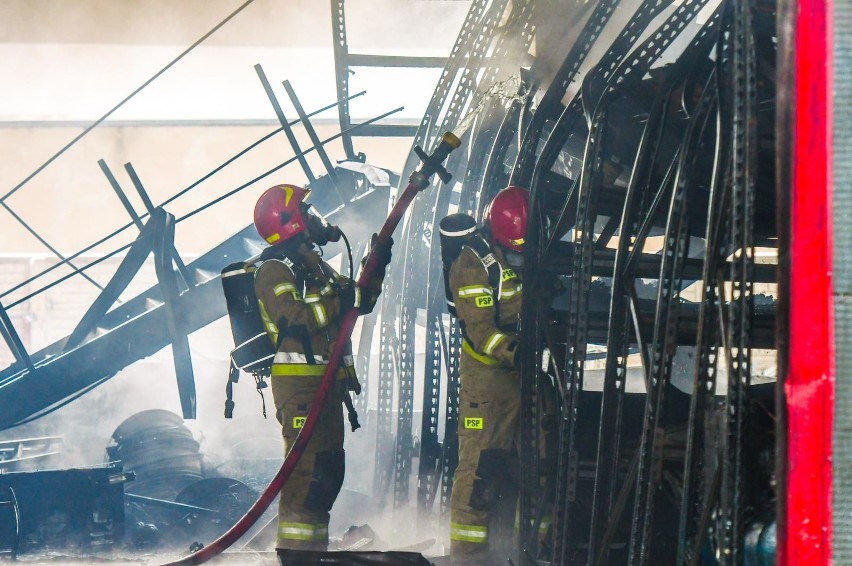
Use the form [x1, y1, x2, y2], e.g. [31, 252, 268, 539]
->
[163, 132, 460, 566]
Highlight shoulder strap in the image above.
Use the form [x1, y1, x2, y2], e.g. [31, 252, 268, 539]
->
[255, 251, 318, 360]
[256, 255, 296, 277]
[466, 236, 503, 300]
[257, 249, 325, 288]
[463, 236, 503, 324]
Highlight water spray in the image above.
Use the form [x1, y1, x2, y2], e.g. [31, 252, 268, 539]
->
[161, 132, 461, 566]
[453, 73, 530, 139]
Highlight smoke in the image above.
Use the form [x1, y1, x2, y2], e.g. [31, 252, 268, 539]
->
[454, 74, 529, 139]
[525, 0, 601, 105]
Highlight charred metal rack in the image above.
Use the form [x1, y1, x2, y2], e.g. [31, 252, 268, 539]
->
[372, 0, 541, 518]
[373, 0, 511, 512]
[330, 0, 450, 150]
[512, 0, 776, 564]
[373, 0, 779, 565]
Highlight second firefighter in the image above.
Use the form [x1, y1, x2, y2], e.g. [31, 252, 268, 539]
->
[447, 186, 529, 561]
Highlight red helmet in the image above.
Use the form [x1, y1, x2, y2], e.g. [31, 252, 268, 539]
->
[484, 186, 529, 252]
[253, 184, 311, 244]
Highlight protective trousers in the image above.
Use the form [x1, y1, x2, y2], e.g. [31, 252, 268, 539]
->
[271, 372, 345, 551]
[450, 352, 520, 560]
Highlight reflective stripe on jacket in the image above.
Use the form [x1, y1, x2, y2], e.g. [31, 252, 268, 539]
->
[449, 246, 522, 368]
[254, 245, 357, 380]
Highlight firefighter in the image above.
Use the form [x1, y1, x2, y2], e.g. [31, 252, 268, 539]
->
[448, 186, 529, 562]
[252, 184, 390, 554]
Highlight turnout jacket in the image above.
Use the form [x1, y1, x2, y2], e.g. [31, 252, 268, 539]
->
[449, 245, 523, 368]
[254, 242, 356, 379]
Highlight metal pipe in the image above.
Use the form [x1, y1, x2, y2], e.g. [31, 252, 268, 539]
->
[125, 493, 220, 515]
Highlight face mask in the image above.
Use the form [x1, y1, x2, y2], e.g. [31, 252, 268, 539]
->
[504, 249, 524, 270]
[304, 205, 342, 247]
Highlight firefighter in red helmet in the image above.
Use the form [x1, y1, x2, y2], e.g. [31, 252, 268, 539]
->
[252, 184, 391, 555]
[448, 186, 528, 562]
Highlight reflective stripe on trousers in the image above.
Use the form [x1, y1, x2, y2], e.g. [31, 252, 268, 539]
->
[450, 522, 488, 544]
[278, 521, 329, 542]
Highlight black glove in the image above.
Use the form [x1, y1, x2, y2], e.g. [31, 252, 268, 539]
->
[362, 233, 393, 278]
[509, 340, 523, 370]
[337, 281, 357, 313]
[337, 279, 379, 316]
[358, 234, 394, 314]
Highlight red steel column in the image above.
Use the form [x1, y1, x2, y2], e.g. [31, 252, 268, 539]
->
[785, 0, 834, 564]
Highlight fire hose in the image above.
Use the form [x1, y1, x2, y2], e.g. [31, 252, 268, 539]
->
[163, 131, 461, 565]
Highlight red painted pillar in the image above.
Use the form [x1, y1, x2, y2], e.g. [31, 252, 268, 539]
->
[784, 0, 834, 564]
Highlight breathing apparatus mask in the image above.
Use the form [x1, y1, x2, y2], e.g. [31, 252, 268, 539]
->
[301, 203, 357, 282]
[303, 203, 343, 247]
[503, 248, 525, 271]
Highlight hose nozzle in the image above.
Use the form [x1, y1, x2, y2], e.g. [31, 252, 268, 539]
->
[411, 132, 462, 189]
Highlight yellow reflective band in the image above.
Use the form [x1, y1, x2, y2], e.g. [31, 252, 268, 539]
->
[502, 268, 517, 281]
[458, 285, 493, 297]
[510, 237, 525, 246]
[258, 300, 278, 345]
[462, 339, 500, 366]
[271, 364, 349, 377]
[273, 283, 297, 296]
[450, 522, 488, 543]
[267, 233, 280, 244]
[278, 521, 322, 541]
[272, 364, 325, 376]
[310, 303, 328, 327]
[293, 416, 306, 429]
[304, 293, 321, 303]
[500, 284, 522, 299]
[464, 417, 483, 429]
[483, 332, 507, 355]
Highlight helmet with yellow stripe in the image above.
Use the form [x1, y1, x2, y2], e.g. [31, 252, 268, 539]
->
[253, 184, 311, 245]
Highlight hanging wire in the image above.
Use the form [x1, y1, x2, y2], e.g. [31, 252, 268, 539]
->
[5, 106, 404, 309]
[0, 92, 367, 303]
[1, 0, 259, 204]
[0, 0, 261, 300]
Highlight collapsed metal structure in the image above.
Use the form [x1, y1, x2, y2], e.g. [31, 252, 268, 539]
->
[0, 0, 779, 563]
